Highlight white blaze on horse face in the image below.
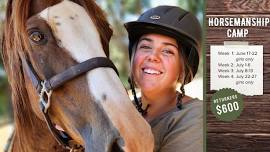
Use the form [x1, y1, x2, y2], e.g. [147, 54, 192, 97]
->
[39, 1, 154, 151]
[39, 0, 106, 59]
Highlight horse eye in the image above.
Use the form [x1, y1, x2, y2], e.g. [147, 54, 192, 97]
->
[29, 31, 47, 44]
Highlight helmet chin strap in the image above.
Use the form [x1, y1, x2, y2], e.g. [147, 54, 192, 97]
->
[128, 76, 185, 116]
[128, 77, 149, 116]
[177, 84, 185, 110]
[177, 74, 187, 110]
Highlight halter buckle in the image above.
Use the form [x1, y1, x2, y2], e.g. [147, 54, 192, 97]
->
[39, 81, 52, 113]
[68, 140, 84, 152]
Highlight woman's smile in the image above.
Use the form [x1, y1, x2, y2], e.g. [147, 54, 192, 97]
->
[142, 67, 162, 75]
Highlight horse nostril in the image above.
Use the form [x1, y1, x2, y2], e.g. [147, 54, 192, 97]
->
[110, 138, 124, 152]
[111, 141, 124, 152]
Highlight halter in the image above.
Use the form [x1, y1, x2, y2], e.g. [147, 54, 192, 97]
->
[21, 56, 119, 151]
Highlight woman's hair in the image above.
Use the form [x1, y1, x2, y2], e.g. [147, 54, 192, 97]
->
[129, 41, 139, 86]
[179, 42, 195, 84]
[129, 36, 194, 88]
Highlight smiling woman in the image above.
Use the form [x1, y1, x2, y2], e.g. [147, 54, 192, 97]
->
[125, 5, 203, 152]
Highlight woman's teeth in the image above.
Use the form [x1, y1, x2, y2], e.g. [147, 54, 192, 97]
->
[143, 68, 162, 75]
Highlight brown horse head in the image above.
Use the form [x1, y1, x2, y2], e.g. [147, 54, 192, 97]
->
[2, 0, 153, 152]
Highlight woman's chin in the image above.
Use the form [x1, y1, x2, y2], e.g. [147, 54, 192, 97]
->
[140, 83, 159, 93]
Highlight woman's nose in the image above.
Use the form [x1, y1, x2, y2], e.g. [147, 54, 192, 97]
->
[147, 50, 160, 62]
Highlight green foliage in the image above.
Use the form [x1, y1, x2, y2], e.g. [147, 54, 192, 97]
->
[123, 0, 140, 14]
[0, 83, 9, 116]
[0, 0, 8, 120]
[122, 0, 150, 14]
[0, 74, 9, 119]
[186, 0, 204, 15]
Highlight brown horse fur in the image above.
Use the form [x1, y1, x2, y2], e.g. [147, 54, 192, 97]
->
[2, 0, 113, 151]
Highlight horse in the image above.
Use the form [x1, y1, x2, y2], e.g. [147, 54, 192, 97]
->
[1, 0, 154, 151]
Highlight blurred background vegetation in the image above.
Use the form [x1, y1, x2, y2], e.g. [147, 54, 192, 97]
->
[0, 0, 203, 125]
[0, 0, 10, 127]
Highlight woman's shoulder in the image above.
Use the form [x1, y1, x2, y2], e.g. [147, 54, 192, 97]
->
[150, 98, 203, 127]
[150, 98, 203, 152]
[180, 98, 203, 122]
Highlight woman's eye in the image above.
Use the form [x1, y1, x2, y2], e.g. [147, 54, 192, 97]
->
[139, 45, 151, 49]
[28, 30, 47, 44]
[162, 49, 174, 55]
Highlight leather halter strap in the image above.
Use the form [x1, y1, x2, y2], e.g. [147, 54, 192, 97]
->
[21, 56, 119, 151]
[22, 57, 119, 93]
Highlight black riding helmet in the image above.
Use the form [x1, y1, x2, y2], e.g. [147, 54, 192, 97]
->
[124, 5, 202, 84]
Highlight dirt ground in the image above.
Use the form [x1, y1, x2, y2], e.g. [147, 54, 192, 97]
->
[0, 124, 13, 152]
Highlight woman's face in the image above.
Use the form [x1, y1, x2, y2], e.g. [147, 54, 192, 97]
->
[133, 33, 182, 94]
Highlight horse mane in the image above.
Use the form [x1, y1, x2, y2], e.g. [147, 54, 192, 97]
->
[1, 0, 112, 151]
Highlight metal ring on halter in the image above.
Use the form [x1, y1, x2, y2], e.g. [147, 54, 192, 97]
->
[69, 146, 84, 152]
[70, 148, 74, 152]
[39, 80, 53, 113]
